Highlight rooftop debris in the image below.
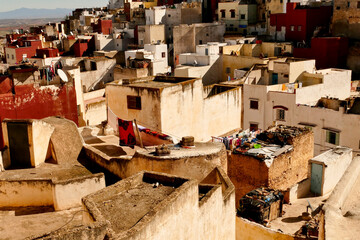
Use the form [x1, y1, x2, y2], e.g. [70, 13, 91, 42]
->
[238, 187, 284, 225]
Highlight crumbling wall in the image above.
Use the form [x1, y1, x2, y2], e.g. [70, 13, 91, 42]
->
[0, 84, 78, 150]
[228, 153, 270, 207]
[268, 131, 313, 191]
[332, 0, 360, 39]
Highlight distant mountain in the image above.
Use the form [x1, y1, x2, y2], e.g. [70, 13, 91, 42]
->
[0, 8, 73, 20]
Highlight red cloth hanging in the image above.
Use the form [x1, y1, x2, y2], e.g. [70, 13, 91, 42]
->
[118, 118, 136, 148]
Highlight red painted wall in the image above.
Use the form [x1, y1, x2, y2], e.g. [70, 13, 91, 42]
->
[74, 41, 89, 57]
[6, 40, 43, 64]
[36, 48, 59, 58]
[293, 37, 349, 69]
[0, 77, 12, 95]
[0, 84, 79, 149]
[270, 3, 332, 42]
[92, 19, 113, 34]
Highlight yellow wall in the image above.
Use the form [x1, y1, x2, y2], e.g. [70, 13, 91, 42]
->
[236, 217, 295, 240]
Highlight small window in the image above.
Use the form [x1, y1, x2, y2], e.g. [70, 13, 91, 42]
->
[276, 109, 285, 121]
[162, 52, 166, 58]
[280, 0, 283, 3]
[250, 123, 258, 131]
[127, 96, 141, 110]
[221, 10, 225, 18]
[231, 11, 235, 18]
[336, 6, 340, 10]
[241, 14, 245, 20]
[91, 61, 97, 70]
[358, 1, 360, 8]
[262, 13, 266, 20]
[226, 67, 231, 74]
[348, 1, 350, 7]
[250, 100, 258, 109]
[199, 40, 203, 44]
[290, 25, 295, 31]
[298, 25, 302, 31]
[284, 74, 289, 78]
[7, 54, 9, 58]
[326, 130, 339, 145]
[168, 14, 171, 17]
[12, 55, 14, 60]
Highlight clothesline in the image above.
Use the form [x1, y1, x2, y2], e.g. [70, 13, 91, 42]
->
[107, 106, 182, 141]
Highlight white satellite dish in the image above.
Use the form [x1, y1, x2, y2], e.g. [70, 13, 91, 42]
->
[58, 69, 69, 83]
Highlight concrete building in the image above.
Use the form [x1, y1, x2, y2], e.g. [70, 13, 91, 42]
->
[309, 147, 352, 196]
[5, 40, 42, 64]
[332, 0, 360, 40]
[293, 37, 349, 70]
[270, 2, 332, 42]
[125, 43, 170, 75]
[175, 42, 225, 85]
[228, 125, 313, 206]
[218, 1, 257, 34]
[173, 23, 225, 66]
[137, 24, 166, 47]
[242, 59, 351, 132]
[221, 42, 293, 81]
[106, 76, 241, 141]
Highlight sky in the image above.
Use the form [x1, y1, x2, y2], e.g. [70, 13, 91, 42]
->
[0, 0, 109, 12]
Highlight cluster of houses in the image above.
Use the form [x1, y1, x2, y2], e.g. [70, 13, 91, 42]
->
[0, 0, 360, 239]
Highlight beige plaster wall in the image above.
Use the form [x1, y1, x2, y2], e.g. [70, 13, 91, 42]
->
[106, 84, 162, 131]
[222, 55, 268, 81]
[31, 120, 55, 167]
[236, 217, 294, 240]
[160, 79, 204, 140]
[53, 174, 105, 211]
[0, 180, 53, 207]
[202, 88, 241, 141]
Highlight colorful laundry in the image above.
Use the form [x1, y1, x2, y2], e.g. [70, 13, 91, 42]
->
[118, 118, 136, 148]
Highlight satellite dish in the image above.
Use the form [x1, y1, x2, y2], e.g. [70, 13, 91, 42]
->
[58, 69, 69, 83]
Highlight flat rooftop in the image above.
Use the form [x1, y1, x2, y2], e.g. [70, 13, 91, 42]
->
[109, 76, 200, 90]
[83, 172, 189, 234]
[0, 207, 83, 240]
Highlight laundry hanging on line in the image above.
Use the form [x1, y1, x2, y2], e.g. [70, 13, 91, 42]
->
[118, 118, 136, 148]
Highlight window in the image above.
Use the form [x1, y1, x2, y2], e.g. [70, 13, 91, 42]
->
[250, 100, 259, 109]
[272, 73, 278, 84]
[262, 13, 266, 20]
[168, 14, 171, 17]
[298, 25, 302, 31]
[221, 10, 225, 18]
[199, 40, 203, 44]
[162, 52, 166, 58]
[250, 123, 258, 131]
[276, 109, 285, 121]
[290, 25, 295, 31]
[241, 14, 245, 20]
[12, 55, 14, 60]
[348, 1, 350, 7]
[231, 10, 235, 18]
[226, 67, 231, 74]
[90, 61, 97, 70]
[326, 130, 339, 145]
[280, 0, 283, 3]
[336, 6, 340, 10]
[284, 74, 289, 78]
[358, 1, 360, 8]
[127, 96, 141, 110]
[7, 54, 9, 59]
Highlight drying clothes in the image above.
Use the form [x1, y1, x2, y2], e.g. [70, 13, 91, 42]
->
[118, 118, 136, 148]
